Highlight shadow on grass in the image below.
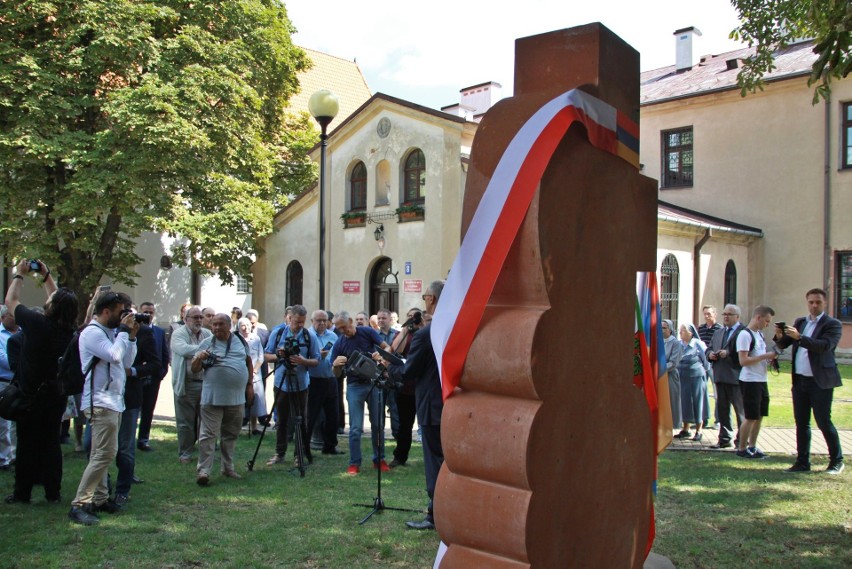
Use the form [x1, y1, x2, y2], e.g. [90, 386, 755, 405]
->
[654, 451, 852, 568]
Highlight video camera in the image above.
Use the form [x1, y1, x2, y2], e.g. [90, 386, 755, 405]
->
[345, 350, 403, 391]
[276, 336, 301, 369]
[403, 312, 422, 332]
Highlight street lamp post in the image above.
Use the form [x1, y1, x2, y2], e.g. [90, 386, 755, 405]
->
[309, 89, 339, 310]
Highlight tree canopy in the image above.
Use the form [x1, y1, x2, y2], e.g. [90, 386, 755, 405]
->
[0, 0, 314, 311]
[730, 0, 851, 102]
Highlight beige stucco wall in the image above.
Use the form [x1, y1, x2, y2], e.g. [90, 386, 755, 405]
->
[642, 77, 852, 345]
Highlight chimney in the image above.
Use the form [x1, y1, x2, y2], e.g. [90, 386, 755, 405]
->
[674, 26, 702, 71]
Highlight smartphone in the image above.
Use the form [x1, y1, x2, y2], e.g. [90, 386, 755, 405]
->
[323, 341, 334, 351]
[99, 285, 111, 293]
[775, 321, 786, 328]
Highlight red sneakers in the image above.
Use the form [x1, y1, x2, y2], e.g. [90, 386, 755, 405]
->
[374, 460, 390, 473]
[346, 465, 360, 476]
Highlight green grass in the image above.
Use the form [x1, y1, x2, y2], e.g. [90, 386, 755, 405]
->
[756, 361, 852, 428]
[2, 363, 850, 569]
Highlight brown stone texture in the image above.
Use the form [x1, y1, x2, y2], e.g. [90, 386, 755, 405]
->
[435, 24, 659, 568]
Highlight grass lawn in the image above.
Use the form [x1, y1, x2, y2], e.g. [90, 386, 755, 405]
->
[1, 363, 849, 569]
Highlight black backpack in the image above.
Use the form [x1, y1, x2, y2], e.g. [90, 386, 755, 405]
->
[56, 324, 102, 397]
[728, 327, 756, 371]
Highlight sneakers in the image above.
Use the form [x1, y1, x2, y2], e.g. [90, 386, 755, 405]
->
[826, 460, 845, 475]
[68, 506, 99, 526]
[735, 449, 752, 458]
[374, 460, 390, 472]
[346, 465, 360, 476]
[784, 462, 811, 473]
[674, 430, 691, 439]
[266, 454, 285, 466]
[748, 447, 766, 459]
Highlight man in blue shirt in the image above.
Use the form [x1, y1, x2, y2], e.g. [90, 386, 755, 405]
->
[265, 305, 320, 467]
[331, 311, 390, 475]
[307, 310, 341, 455]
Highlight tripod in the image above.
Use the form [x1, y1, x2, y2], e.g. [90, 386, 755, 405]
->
[247, 365, 308, 477]
[353, 381, 421, 524]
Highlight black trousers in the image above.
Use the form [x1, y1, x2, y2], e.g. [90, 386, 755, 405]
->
[792, 374, 843, 464]
[392, 392, 416, 464]
[14, 395, 66, 501]
[273, 388, 311, 460]
[421, 424, 443, 518]
[306, 377, 339, 452]
[137, 378, 163, 444]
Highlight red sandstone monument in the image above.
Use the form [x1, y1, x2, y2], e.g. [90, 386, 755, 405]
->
[434, 24, 658, 568]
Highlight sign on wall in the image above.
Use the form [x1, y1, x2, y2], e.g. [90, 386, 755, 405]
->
[405, 262, 412, 275]
[403, 279, 422, 293]
[342, 281, 361, 294]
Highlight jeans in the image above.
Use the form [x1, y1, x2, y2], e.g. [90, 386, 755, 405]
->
[115, 407, 140, 497]
[0, 382, 16, 466]
[346, 381, 383, 466]
[792, 375, 843, 464]
[72, 407, 121, 507]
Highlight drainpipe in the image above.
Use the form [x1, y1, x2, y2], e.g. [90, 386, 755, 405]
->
[823, 94, 831, 293]
[694, 228, 712, 324]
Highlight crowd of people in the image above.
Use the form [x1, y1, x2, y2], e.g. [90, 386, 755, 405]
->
[0, 258, 446, 530]
[663, 293, 844, 475]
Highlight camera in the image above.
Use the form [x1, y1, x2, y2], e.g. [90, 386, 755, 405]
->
[134, 313, 151, 325]
[775, 321, 786, 329]
[276, 336, 301, 369]
[28, 259, 40, 272]
[201, 353, 219, 369]
[345, 350, 403, 391]
[405, 311, 423, 332]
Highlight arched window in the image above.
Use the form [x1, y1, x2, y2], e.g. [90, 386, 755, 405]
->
[660, 254, 680, 329]
[350, 161, 367, 211]
[403, 149, 425, 203]
[724, 260, 737, 305]
[286, 261, 303, 306]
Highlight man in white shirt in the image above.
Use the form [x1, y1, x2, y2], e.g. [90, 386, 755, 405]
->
[735, 305, 778, 459]
[69, 292, 139, 525]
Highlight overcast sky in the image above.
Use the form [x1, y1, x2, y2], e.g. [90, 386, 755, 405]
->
[285, 0, 747, 110]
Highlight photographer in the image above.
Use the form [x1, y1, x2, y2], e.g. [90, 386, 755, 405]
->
[4, 259, 78, 506]
[190, 314, 253, 486]
[386, 308, 424, 468]
[330, 311, 390, 475]
[264, 305, 320, 468]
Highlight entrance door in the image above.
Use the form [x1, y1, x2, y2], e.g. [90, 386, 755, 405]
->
[369, 257, 398, 315]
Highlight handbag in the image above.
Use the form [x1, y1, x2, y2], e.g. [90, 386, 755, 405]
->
[0, 380, 34, 421]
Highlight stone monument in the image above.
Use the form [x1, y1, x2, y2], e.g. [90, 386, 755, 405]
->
[434, 24, 658, 568]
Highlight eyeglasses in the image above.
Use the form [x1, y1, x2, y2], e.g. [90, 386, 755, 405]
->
[722, 313, 736, 316]
[187, 315, 203, 320]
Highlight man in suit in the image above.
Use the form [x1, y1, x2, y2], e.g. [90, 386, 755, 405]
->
[387, 280, 445, 530]
[706, 304, 745, 449]
[775, 288, 844, 474]
[137, 302, 170, 452]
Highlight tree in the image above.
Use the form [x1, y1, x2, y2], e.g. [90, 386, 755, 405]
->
[730, 0, 851, 102]
[0, 0, 313, 316]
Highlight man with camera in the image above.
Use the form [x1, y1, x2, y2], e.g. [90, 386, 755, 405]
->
[113, 304, 161, 508]
[330, 311, 391, 475]
[386, 281, 445, 530]
[69, 291, 139, 525]
[706, 304, 746, 449]
[264, 305, 320, 467]
[775, 288, 844, 475]
[171, 306, 212, 464]
[191, 314, 253, 485]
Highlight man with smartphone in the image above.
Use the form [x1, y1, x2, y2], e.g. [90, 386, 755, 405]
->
[775, 288, 844, 475]
[307, 310, 341, 455]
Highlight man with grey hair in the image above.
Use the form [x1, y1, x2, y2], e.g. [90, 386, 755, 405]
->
[706, 304, 746, 449]
[387, 280, 445, 530]
[331, 310, 390, 475]
[171, 306, 211, 463]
